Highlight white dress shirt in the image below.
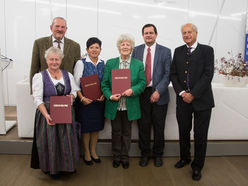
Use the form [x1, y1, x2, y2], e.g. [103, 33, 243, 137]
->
[52, 36, 64, 52]
[186, 41, 198, 53]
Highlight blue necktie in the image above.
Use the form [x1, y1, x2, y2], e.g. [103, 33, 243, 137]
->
[187, 47, 192, 55]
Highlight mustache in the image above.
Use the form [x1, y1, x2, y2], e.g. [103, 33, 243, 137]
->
[56, 31, 63, 34]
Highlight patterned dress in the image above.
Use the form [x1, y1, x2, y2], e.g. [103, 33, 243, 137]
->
[31, 70, 80, 175]
[75, 58, 105, 133]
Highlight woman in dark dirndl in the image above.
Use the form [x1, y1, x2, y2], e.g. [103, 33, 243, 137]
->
[31, 46, 80, 178]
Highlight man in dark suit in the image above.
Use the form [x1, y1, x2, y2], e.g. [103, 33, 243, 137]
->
[170, 23, 215, 181]
[132, 24, 171, 167]
[29, 17, 81, 92]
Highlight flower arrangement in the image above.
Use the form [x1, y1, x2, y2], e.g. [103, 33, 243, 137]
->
[215, 52, 248, 78]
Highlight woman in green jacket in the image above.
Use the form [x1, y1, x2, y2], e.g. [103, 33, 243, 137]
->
[101, 34, 146, 169]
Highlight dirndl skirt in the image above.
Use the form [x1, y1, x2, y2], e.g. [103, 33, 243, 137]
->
[31, 103, 80, 175]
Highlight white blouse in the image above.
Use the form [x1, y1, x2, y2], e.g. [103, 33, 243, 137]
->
[73, 55, 103, 87]
[32, 69, 79, 107]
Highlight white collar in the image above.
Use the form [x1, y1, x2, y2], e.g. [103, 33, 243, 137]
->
[187, 41, 198, 50]
[52, 36, 64, 44]
[85, 55, 102, 66]
[119, 56, 131, 64]
[145, 42, 156, 51]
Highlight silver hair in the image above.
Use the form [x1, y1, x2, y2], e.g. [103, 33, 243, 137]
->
[116, 34, 135, 52]
[44, 47, 64, 59]
[51, 17, 67, 27]
[181, 23, 198, 33]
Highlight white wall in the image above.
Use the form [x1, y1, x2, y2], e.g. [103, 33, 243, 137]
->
[0, 0, 247, 105]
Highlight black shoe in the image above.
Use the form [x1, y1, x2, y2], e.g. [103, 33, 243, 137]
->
[91, 156, 101, 163]
[50, 174, 60, 179]
[83, 158, 93, 166]
[154, 157, 163, 167]
[42, 170, 49, 175]
[121, 161, 129, 169]
[192, 169, 202, 181]
[174, 159, 191, 168]
[112, 160, 120, 168]
[139, 157, 149, 167]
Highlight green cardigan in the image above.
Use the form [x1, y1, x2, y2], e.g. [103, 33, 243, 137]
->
[101, 57, 146, 121]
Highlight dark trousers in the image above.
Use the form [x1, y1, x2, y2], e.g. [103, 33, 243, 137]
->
[138, 87, 168, 157]
[176, 101, 212, 170]
[111, 111, 132, 163]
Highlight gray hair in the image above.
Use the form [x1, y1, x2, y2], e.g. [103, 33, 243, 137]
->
[44, 47, 64, 60]
[181, 23, 198, 33]
[116, 34, 135, 52]
[51, 17, 67, 27]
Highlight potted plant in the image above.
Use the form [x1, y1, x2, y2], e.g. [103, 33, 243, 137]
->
[215, 52, 248, 87]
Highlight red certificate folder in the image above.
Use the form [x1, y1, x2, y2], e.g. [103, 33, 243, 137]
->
[111, 69, 131, 94]
[50, 96, 72, 124]
[80, 74, 102, 100]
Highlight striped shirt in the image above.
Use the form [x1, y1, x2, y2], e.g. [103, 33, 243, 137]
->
[117, 56, 131, 111]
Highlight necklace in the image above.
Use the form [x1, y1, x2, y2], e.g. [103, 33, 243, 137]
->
[48, 69, 59, 80]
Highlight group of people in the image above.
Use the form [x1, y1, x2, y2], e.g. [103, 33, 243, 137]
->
[29, 17, 214, 181]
